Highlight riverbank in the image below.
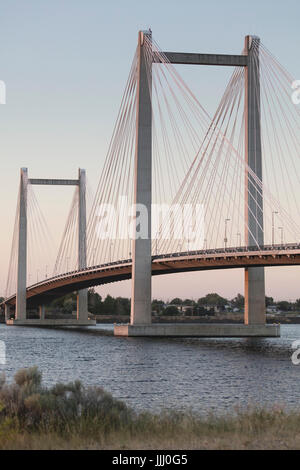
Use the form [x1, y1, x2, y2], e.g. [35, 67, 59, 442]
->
[93, 314, 298, 325]
[1, 366, 300, 450]
[1, 313, 298, 324]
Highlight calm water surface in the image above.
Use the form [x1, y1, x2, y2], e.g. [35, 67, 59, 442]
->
[0, 323, 299, 414]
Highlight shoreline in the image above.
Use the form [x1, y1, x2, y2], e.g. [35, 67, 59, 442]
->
[0, 315, 297, 325]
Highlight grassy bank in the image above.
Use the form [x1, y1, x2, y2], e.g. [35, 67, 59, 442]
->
[0, 367, 300, 450]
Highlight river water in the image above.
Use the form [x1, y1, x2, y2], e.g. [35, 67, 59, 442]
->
[0, 323, 299, 415]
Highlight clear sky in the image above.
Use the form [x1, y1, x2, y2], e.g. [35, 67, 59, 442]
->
[0, 0, 300, 301]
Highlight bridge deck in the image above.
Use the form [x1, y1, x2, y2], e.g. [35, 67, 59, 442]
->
[3, 245, 300, 308]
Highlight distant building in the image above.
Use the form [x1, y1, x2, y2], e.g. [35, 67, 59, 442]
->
[266, 305, 279, 313]
[182, 305, 194, 314]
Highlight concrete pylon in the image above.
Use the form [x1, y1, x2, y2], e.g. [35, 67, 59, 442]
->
[77, 168, 88, 321]
[39, 305, 45, 320]
[244, 35, 265, 325]
[16, 168, 28, 320]
[130, 30, 152, 325]
[4, 304, 11, 322]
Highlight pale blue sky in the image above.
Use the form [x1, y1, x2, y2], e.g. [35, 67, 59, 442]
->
[1, 0, 300, 300]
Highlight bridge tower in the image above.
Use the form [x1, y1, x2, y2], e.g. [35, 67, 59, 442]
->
[244, 36, 265, 325]
[16, 168, 28, 321]
[130, 30, 152, 325]
[126, 32, 268, 333]
[77, 168, 89, 322]
[13, 168, 89, 324]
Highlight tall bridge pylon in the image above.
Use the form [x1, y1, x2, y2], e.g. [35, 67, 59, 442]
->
[127, 31, 266, 333]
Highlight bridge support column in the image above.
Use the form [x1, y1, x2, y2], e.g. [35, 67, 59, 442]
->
[77, 168, 88, 322]
[130, 30, 152, 326]
[5, 304, 11, 322]
[244, 36, 265, 325]
[244, 268, 265, 324]
[16, 168, 28, 321]
[39, 305, 45, 320]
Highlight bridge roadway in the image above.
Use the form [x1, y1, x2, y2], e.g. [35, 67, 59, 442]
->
[3, 244, 300, 308]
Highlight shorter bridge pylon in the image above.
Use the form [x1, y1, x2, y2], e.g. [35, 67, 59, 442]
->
[5, 167, 95, 327]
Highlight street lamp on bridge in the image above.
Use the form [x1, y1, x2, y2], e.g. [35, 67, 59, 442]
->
[272, 211, 279, 246]
[224, 219, 230, 249]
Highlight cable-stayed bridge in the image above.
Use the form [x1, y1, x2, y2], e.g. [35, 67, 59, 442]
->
[2, 31, 300, 337]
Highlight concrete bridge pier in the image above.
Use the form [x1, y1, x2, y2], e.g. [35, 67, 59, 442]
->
[77, 291, 89, 322]
[244, 35, 266, 326]
[39, 305, 45, 320]
[5, 304, 11, 322]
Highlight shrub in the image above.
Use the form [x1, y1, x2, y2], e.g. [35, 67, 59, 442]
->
[0, 367, 133, 435]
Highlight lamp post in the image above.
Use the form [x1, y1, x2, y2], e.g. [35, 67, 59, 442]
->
[272, 211, 278, 246]
[224, 219, 230, 249]
[278, 226, 284, 246]
[187, 227, 192, 254]
[45, 265, 48, 279]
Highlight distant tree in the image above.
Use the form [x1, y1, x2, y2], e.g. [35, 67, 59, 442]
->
[295, 299, 300, 310]
[198, 293, 228, 309]
[170, 298, 182, 305]
[207, 308, 215, 317]
[183, 299, 196, 306]
[265, 296, 274, 307]
[102, 295, 116, 314]
[88, 288, 103, 314]
[163, 305, 180, 316]
[115, 297, 130, 315]
[197, 306, 207, 316]
[49, 293, 76, 313]
[231, 294, 244, 310]
[277, 301, 290, 312]
[152, 299, 165, 314]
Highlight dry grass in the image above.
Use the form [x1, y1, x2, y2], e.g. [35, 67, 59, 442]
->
[1, 367, 300, 450]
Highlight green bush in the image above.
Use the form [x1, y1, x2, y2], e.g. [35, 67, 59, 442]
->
[0, 367, 133, 435]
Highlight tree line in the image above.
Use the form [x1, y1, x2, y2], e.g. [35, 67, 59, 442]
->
[1, 291, 299, 316]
